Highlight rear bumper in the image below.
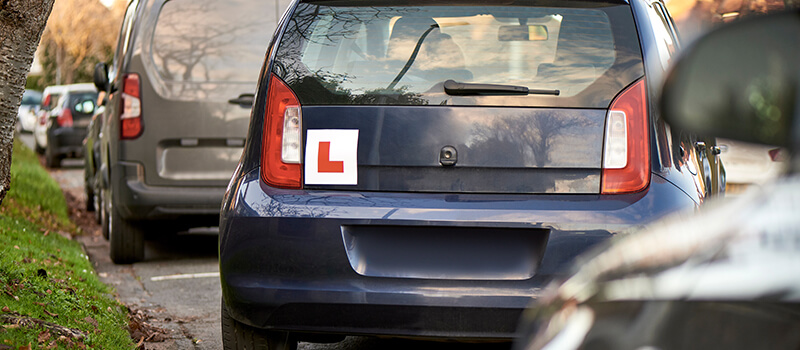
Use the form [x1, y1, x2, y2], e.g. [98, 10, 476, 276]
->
[112, 162, 225, 224]
[219, 169, 697, 339]
[48, 127, 87, 157]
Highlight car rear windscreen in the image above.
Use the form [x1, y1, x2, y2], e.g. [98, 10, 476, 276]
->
[274, 1, 644, 108]
[68, 92, 98, 111]
[149, 0, 278, 100]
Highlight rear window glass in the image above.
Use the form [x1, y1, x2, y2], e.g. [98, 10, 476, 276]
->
[22, 90, 42, 106]
[67, 92, 98, 108]
[275, 1, 644, 108]
[149, 0, 277, 100]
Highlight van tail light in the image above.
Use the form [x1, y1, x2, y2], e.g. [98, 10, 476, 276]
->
[57, 107, 73, 127]
[120, 73, 143, 139]
[601, 79, 650, 194]
[261, 73, 302, 189]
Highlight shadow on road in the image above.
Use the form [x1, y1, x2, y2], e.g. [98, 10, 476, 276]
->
[144, 231, 219, 262]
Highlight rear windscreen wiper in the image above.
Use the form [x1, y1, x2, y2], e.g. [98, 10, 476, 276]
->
[443, 80, 560, 96]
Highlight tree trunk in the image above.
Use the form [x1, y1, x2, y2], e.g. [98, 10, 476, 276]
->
[0, 0, 56, 205]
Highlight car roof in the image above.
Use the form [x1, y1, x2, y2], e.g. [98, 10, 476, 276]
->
[63, 83, 97, 93]
[42, 83, 97, 95]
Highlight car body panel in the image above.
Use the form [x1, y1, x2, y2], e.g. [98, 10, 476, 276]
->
[220, 167, 697, 338]
[301, 105, 606, 193]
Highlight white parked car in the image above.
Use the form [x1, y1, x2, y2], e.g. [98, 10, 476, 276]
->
[33, 85, 67, 154]
[17, 89, 42, 133]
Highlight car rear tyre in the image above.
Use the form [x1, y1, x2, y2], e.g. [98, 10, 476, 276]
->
[108, 194, 144, 264]
[34, 140, 44, 155]
[221, 299, 297, 350]
[85, 182, 95, 212]
[44, 146, 60, 168]
[93, 185, 102, 225]
[100, 188, 110, 240]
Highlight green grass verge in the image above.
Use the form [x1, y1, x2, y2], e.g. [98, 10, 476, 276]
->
[1, 139, 134, 349]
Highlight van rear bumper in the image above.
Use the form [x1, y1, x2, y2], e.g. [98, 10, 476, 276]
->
[112, 162, 224, 224]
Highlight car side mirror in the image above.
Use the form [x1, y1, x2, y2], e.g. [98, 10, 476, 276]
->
[660, 10, 799, 153]
[94, 62, 110, 92]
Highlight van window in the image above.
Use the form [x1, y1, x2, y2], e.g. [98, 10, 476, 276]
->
[150, 0, 276, 100]
[274, 1, 644, 108]
[43, 93, 61, 111]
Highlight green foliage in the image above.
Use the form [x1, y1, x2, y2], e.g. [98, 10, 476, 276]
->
[0, 141, 134, 349]
[25, 75, 45, 92]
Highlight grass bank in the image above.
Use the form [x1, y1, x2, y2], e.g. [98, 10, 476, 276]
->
[0, 139, 134, 349]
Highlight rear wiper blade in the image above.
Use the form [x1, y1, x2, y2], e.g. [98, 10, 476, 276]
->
[443, 80, 560, 96]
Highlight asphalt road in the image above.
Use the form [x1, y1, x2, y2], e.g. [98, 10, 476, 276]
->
[18, 133, 514, 350]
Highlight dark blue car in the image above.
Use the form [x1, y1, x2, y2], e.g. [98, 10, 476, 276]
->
[219, 0, 724, 348]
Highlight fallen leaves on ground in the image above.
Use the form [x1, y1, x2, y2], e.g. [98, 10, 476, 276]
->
[128, 308, 169, 345]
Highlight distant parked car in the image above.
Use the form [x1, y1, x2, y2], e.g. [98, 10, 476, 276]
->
[40, 83, 97, 168]
[92, 0, 289, 263]
[17, 89, 42, 133]
[84, 92, 106, 218]
[218, 0, 724, 348]
[34, 85, 66, 154]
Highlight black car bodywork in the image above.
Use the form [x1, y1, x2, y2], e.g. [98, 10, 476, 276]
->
[44, 87, 98, 168]
[220, 0, 724, 346]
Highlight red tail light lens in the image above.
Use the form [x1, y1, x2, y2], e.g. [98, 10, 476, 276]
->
[120, 73, 143, 139]
[601, 79, 650, 194]
[261, 73, 302, 189]
[57, 107, 73, 127]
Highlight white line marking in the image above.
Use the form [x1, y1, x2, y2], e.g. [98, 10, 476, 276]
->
[150, 272, 220, 281]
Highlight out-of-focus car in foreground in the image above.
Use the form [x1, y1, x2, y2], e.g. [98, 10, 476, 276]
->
[219, 0, 724, 348]
[17, 89, 42, 133]
[514, 10, 800, 350]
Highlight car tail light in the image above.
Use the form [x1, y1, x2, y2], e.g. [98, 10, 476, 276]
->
[601, 79, 650, 194]
[261, 73, 302, 189]
[56, 107, 73, 127]
[120, 73, 143, 139]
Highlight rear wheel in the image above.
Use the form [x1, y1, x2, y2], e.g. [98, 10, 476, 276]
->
[108, 189, 144, 263]
[44, 146, 61, 168]
[84, 178, 95, 212]
[100, 188, 109, 240]
[221, 299, 296, 350]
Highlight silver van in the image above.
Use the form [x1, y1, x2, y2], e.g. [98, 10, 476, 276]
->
[92, 0, 291, 263]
